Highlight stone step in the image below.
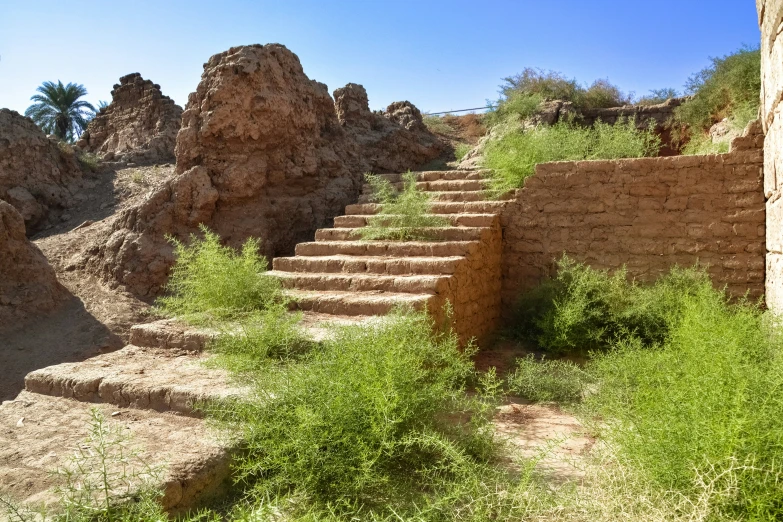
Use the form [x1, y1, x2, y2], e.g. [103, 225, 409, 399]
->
[374, 170, 489, 182]
[294, 240, 478, 257]
[358, 190, 509, 204]
[287, 289, 435, 316]
[273, 255, 463, 275]
[130, 319, 215, 351]
[0, 391, 233, 515]
[333, 213, 497, 228]
[345, 200, 509, 216]
[315, 226, 485, 242]
[361, 178, 488, 194]
[24, 346, 244, 416]
[269, 271, 450, 294]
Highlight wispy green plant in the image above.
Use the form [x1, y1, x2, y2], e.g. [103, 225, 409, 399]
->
[585, 284, 783, 519]
[454, 142, 472, 161]
[507, 355, 593, 404]
[483, 118, 660, 192]
[360, 172, 450, 241]
[156, 225, 285, 324]
[77, 151, 101, 172]
[513, 256, 711, 354]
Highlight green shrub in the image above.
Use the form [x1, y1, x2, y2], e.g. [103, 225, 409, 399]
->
[454, 142, 472, 161]
[636, 87, 680, 106]
[422, 114, 455, 135]
[585, 285, 783, 519]
[76, 152, 100, 172]
[496, 68, 630, 114]
[506, 355, 592, 404]
[206, 310, 504, 515]
[675, 46, 760, 133]
[513, 257, 711, 354]
[206, 305, 313, 376]
[155, 225, 284, 324]
[360, 172, 450, 240]
[484, 92, 544, 126]
[483, 119, 660, 192]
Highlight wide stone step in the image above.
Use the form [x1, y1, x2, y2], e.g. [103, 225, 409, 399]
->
[294, 240, 478, 257]
[0, 391, 233, 515]
[273, 255, 463, 275]
[358, 190, 510, 203]
[130, 319, 215, 351]
[361, 179, 488, 194]
[374, 170, 489, 182]
[287, 289, 435, 316]
[315, 226, 484, 242]
[345, 201, 509, 216]
[25, 346, 244, 416]
[269, 271, 450, 294]
[334, 213, 497, 228]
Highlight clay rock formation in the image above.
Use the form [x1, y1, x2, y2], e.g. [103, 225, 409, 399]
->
[0, 201, 66, 331]
[334, 83, 446, 172]
[84, 44, 364, 297]
[0, 109, 83, 232]
[77, 73, 183, 164]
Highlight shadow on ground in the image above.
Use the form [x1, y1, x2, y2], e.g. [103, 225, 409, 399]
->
[0, 294, 123, 401]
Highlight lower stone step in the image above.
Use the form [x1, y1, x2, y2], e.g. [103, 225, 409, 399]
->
[273, 255, 464, 275]
[25, 346, 245, 416]
[294, 240, 478, 257]
[314, 226, 485, 242]
[130, 319, 215, 351]
[334, 213, 497, 228]
[361, 179, 488, 194]
[374, 170, 488, 182]
[269, 271, 450, 294]
[345, 201, 509, 216]
[287, 289, 435, 316]
[0, 391, 234, 515]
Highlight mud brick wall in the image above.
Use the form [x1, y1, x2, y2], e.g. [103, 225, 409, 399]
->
[500, 139, 765, 311]
[758, 0, 783, 312]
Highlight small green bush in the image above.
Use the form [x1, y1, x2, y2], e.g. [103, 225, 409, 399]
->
[454, 142, 472, 161]
[675, 46, 760, 133]
[483, 119, 660, 192]
[422, 114, 455, 135]
[207, 310, 502, 515]
[360, 172, 450, 240]
[636, 87, 680, 106]
[155, 225, 284, 324]
[585, 285, 783, 519]
[507, 355, 592, 404]
[513, 257, 711, 354]
[76, 152, 100, 172]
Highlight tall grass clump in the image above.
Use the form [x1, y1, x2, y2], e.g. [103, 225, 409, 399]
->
[360, 172, 450, 240]
[155, 224, 285, 324]
[484, 119, 660, 192]
[585, 285, 783, 519]
[506, 355, 592, 404]
[454, 142, 472, 161]
[206, 310, 523, 519]
[513, 256, 710, 354]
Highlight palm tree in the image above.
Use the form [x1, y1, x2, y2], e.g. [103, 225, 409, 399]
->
[25, 81, 96, 142]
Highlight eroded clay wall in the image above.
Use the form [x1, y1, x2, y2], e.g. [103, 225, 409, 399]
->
[500, 131, 765, 310]
[758, 0, 783, 312]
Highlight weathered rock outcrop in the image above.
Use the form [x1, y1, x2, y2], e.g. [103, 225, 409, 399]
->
[84, 45, 364, 296]
[0, 201, 66, 331]
[0, 109, 83, 233]
[334, 83, 445, 172]
[77, 73, 182, 164]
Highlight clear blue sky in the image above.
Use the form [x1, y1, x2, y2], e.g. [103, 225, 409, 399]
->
[0, 1, 761, 116]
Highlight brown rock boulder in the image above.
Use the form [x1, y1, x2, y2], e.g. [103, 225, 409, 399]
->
[0, 201, 66, 331]
[334, 83, 446, 172]
[77, 73, 183, 164]
[0, 109, 83, 233]
[86, 44, 364, 297]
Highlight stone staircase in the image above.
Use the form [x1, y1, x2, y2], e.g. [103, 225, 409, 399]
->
[269, 168, 511, 344]
[0, 320, 236, 516]
[0, 167, 512, 516]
